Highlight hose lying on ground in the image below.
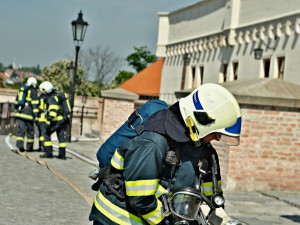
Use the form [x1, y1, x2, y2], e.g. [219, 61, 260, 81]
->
[5, 134, 94, 207]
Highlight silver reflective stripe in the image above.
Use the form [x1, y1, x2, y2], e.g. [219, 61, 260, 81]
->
[95, 193, 143, 225]
[126, 184, 157, 192]
[142, 200, 165, 224]
[111, 153, 124, 169]
[147, 207, 164, 224]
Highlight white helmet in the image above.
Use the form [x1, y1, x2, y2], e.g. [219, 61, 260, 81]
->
[39, 81, 54, 94]
[179, 83, 242, 146]
[26, 77, 37, 88]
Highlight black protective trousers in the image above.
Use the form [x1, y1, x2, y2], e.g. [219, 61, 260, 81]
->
[16, 118, 35, 151]
[43, 121, 67, 157]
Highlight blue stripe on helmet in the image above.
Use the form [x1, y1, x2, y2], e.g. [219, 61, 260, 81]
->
[225, 117, 242, 135]
[193, 91, 203, 110]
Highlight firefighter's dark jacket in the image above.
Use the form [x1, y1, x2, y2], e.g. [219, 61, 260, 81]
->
[90, 103, 222, 225]
[14, 86, 39, 121]
[46, 91, 71, 123]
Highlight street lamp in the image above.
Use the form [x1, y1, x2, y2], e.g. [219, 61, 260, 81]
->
[67, 10, 88, 142]
[253, 39, 276, 60]
[254, 47, 264, 60]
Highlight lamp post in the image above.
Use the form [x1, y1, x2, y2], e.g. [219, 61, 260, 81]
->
[67, 10, 88, 142]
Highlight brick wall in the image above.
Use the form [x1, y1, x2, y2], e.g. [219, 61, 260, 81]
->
[220, 105, 300, 191]
[99, 97, 300, 191]
[100, 98, 135, 142]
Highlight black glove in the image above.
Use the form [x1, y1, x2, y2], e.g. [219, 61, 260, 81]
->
[64, 114, 71, 123]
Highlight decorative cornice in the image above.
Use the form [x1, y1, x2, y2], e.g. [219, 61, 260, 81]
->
[165, 16, 300, 57]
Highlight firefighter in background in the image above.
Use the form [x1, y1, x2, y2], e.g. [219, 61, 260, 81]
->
[89, 83, 242, 225]
[14, 77, 39, 152]
[36, 92, 48, 152]
[39, 81, 71, 159]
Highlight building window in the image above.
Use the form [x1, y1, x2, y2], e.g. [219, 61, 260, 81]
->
[263, 58, 271, 78]
[222, 63, 228, 82]
[200, 66, 204, 85]
[191, 67, 196, 88]
[277, 57, 285, 79]
[233, 62, 238, 80]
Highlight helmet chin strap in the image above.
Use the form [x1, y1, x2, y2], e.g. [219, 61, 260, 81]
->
[185, 116, 200, 142]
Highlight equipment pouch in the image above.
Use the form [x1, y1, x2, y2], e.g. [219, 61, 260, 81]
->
[103, 173, 126, 200]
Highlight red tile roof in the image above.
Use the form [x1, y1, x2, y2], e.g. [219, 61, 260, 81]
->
[0, 72, 7, 80]
[119, 58, 164, 96]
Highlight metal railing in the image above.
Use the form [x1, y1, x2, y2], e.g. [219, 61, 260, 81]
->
[72, 105, 98, 135]
[0, 102, 17, 135]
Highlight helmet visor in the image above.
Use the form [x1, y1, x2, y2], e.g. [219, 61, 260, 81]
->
[170, 191, 202, 220]
[217, 133, 240, 146]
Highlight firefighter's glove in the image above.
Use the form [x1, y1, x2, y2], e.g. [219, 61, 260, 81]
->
[64, 114, 71, 123]
[17, 106, 23, 113]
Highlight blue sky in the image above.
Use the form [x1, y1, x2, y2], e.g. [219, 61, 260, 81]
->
[0, 0, 199, 70]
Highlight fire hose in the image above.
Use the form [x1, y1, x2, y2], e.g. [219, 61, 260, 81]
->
[5, 133, 95, 207]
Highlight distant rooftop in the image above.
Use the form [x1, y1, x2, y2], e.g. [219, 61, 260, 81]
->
[118, 58, 164, 97]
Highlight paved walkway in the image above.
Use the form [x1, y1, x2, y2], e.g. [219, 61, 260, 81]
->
[1, 135, 300, 225]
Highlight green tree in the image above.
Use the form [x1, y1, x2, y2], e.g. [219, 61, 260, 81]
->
[80, 46, 123, 97]
[126, 46, 157, 73]
[41, 60, 97, 97]
[113, 70, 134, 86]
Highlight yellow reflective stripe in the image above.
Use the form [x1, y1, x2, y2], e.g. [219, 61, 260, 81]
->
[49, 105, 60, 110]
[59, 142, 66, 148]
[65, 94, 71, 111]
[26, 90, 32, 101]
[33, 109, 39, 113]
[142, 199, 164, 225]
[54, 96, 59, 102]
[38, 118, 47, 122]
[95, 191, 144, 225]
[18, 91, 24, 100]
[49, 111, 57, 117]
[155, 184, 166, 198]
[39, 136, 44, 141]
[17, 137, 24, 141]
[44, 141, 52, 147]
[125, 179, 159, 196]
[53, 115, 64, 121]
[15, 113, 33, 120]
[31, 100, 39, 105]
[14, 100, 18, 104]
[27, 139, 34, 143]
[201, 180, 222, 196]
[111, 150, 124, 170]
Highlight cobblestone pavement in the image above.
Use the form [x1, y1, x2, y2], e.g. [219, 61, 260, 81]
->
[2, 135, 300, 225]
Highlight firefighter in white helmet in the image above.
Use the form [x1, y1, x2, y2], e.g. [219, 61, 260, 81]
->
[14, 76, 39, 152]
[39, 81, 71, 159]
[89, 83, 242, 225]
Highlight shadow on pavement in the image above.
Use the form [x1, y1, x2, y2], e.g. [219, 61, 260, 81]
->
[281, 215, 300, 223]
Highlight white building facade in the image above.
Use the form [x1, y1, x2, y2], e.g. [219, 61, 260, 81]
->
[156, 0, 300, 98]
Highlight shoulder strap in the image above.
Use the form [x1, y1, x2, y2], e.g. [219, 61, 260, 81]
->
[128, 109, 144, 135]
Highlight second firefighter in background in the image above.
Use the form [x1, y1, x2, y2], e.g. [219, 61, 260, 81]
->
[39, 81, 71, 159]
